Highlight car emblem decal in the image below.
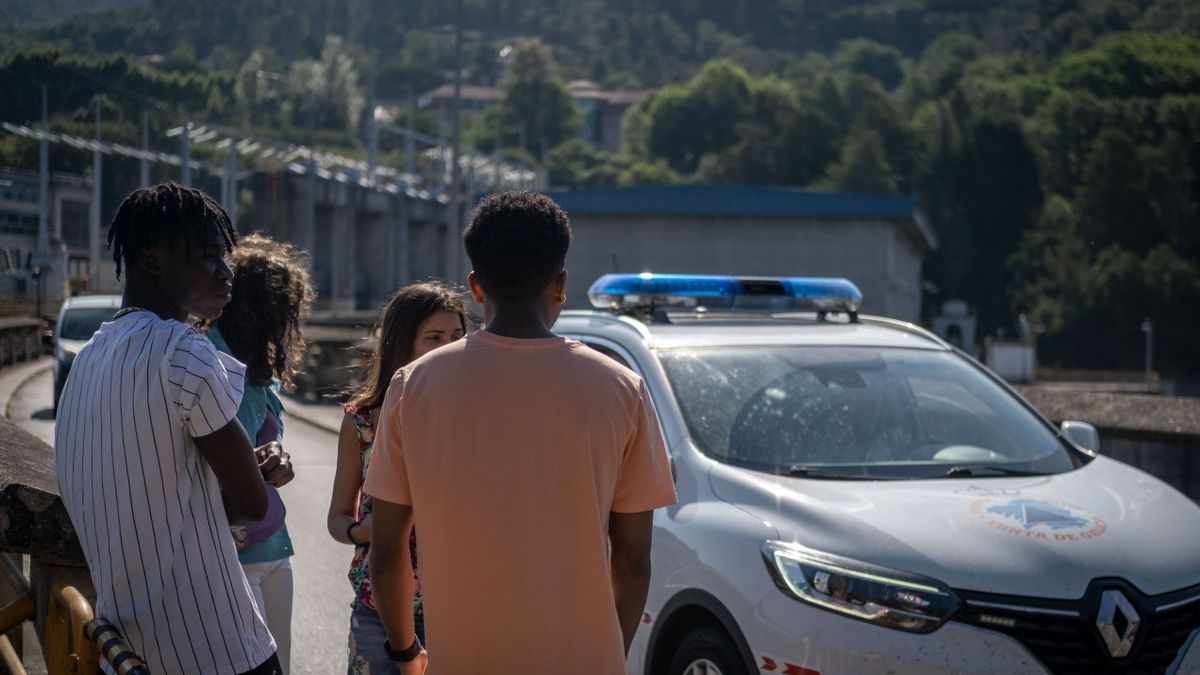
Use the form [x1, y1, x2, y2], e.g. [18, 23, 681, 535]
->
[1096, 589, 1140, 658]
[970, 498, 1107, 541]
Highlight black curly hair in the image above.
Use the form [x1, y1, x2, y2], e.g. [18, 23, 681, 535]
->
[107, 182, 237, 280]
[206, 234, 316, 388]
[463, 191, 572, 302]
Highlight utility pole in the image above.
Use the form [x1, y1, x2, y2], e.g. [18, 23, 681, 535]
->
[180, 118, 192, 186]
[1141, 317, 1154, 387]
[446, 0, 464, 281]
[37, 86, 49, 259]
[140, 109, 150, 186]
[222, 138, 238, 227]
[404, 86, 416, 179]
[367, 72, 379, 187]
[90, 98, 102, 289]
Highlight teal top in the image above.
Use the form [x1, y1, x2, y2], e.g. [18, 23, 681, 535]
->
[208, 327, 295, 564]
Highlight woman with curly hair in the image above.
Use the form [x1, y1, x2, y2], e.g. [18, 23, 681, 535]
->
[327, 282, 467, 675]
[204, 233, 315, 675]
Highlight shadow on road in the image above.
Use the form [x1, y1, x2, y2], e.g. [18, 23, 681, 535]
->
[31, 408, 54, 421]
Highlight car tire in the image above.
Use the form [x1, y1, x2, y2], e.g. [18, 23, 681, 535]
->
[666, 626, 749, 675]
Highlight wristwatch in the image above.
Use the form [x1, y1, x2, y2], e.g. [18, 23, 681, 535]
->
[346, 521, 361, 545]
[384, 636, 422, 662]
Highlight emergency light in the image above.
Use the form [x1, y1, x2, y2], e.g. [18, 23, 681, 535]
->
[588, 273, 862, 316]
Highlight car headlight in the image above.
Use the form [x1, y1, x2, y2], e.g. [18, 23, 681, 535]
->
[761, 541, 960, 633]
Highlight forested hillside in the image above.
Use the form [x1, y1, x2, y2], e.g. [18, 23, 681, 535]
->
[3, 0, 1199, 376]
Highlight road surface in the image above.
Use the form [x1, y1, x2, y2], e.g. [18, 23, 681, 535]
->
[8, 367, 354, 675]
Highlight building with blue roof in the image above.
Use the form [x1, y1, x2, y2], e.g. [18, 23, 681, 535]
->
[541, 184, 935, 321]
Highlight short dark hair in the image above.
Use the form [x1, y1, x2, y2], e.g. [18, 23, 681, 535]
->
[107, 182, 237, 279]
[463, 191, 572, 302]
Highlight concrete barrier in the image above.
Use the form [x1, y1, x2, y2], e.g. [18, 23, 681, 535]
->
[0, 318, 42, 367]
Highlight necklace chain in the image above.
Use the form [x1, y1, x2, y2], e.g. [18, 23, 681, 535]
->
[112, 307, 148, 320]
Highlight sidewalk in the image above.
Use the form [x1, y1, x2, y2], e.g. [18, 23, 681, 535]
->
[0, 357, 51, 421]
[282, 393, 345, 435]
[0, 354, 347, 437]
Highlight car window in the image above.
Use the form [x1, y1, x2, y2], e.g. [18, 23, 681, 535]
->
[659, 346, 1076, 479]
[59, 307, 115, 341]
[582, 341, 633, 370]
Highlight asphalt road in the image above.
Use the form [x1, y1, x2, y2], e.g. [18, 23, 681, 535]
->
[8, 367, 354, 675]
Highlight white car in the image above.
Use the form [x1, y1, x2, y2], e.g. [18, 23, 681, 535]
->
[554, 274, 1200, 675]
[52, 294, 121, 413]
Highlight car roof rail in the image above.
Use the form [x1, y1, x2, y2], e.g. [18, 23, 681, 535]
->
[856, 315, 952, 350]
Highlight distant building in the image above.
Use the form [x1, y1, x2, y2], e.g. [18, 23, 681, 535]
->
[542, 184, 937, 322]
[418, 81, 648, 152]
[0, 166, 100, 315]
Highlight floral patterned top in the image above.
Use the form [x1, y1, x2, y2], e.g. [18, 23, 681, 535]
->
[346, 404, 422, 614]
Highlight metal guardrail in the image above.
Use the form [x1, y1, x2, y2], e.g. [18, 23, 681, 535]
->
[43, 585, 148, 675]
[0, 554, 34, 675]
[0, 554, 147, 675]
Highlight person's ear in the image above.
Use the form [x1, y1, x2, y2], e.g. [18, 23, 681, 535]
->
[467, 271, 486, 304]
[553, 270, 567, 305]
[138, 246, 166, 277]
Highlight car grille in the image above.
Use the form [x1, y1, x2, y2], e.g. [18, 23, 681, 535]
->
[955, 580, 1200, 675]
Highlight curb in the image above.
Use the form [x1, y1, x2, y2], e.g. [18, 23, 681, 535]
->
[0, 359, 53, 421]
[281, 394, 344, 436]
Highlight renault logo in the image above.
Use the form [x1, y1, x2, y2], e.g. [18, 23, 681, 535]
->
[1096, 590, 1140, 658]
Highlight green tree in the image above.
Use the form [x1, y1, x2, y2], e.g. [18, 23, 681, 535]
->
[833, 39, 905, 90]
[497, 38, 581, 151]
[645, 59, 753, 174]
[825, 129, 898, 194]
[1008, 195, 1088, 334]
[1027, 89, 1107, 197]
[1054, 32, 1200, 99]
[287, 35, 365, 131]
[1075, 128, 1161, 254]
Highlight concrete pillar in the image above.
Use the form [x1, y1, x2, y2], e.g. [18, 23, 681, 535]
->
[89, 100, 102, 289]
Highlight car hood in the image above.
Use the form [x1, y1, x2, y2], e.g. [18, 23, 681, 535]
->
[710, 455, 1200, 598]
[57, 338, 88, 361]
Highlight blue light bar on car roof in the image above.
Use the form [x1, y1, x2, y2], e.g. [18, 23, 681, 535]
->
[588, 273, 862, 313]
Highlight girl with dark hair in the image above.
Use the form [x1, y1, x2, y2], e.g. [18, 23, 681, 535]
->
[327, 281, 467, 675]
[203, 234, 316, 675]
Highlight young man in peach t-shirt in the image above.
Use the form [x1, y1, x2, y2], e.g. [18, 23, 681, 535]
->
[364, 191, 677, 674]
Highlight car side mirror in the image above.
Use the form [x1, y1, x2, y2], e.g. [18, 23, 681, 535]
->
[1061, 420, 1099, 453]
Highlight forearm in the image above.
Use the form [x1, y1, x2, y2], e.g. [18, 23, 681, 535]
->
[327, 511, 357, 544]
[611, 554, 652, 654]
[368, 507, 418, 651]
[370, 548, 417, 647]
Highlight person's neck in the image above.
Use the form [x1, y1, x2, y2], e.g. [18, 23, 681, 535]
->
[122, 276, 186, 322]
[482, 303, 556, 339]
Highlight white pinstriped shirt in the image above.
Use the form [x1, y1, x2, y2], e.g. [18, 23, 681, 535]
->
[54, 311, 276, 674]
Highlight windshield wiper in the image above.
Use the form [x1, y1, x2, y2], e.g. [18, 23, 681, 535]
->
[944, 465, 1045, 478]
[786, 465, 862, 479]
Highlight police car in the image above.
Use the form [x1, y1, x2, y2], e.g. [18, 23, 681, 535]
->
[554, 274, 1200, 675]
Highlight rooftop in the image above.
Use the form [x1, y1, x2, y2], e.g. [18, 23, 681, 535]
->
[544, 184, 938, 252]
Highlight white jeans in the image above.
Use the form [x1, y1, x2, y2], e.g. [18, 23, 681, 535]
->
[242, 558, 294, 675]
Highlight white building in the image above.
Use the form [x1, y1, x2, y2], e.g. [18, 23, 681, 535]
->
[542, 184, 937, 322]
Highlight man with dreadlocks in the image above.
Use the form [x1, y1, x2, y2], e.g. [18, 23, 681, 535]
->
[54, 182, 293, 675]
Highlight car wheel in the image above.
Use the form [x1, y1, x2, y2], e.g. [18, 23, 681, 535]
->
[667, 626, 748, 675]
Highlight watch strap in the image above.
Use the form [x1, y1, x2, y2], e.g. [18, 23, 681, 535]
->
[384, 636, 422, 662]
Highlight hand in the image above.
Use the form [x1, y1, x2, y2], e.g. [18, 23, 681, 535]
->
[351, 514, 373, 545]
[398, 649, 427, 674]
[255, 441, 295, 488]
[231, 526, 249, 552]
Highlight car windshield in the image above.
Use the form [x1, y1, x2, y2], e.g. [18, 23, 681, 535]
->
[60, 307, 115, 340]
[659, 346, 1079, 479]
